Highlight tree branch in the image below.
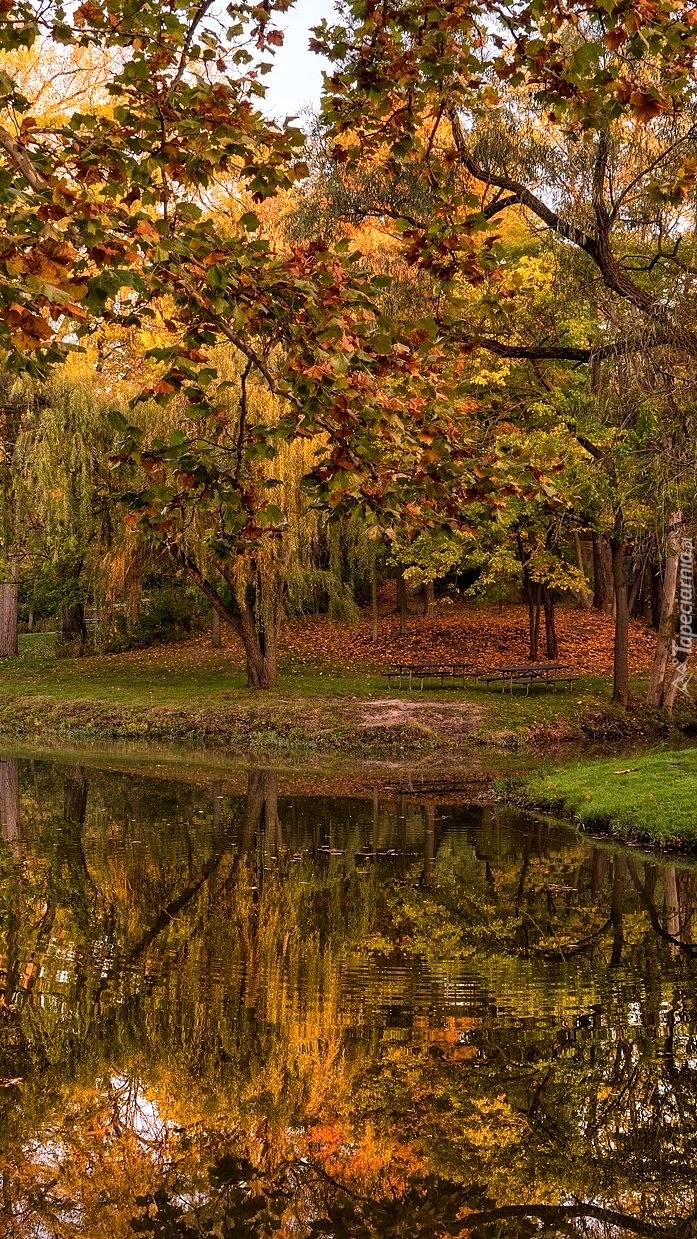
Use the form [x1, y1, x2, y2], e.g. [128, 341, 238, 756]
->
[0, 124, 47, 192]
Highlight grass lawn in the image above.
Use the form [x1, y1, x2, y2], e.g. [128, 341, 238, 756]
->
[0, 632, 662, 755]
[511, 747, 697, 846]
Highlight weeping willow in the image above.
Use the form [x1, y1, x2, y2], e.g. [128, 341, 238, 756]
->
[11, 345, 376, 663]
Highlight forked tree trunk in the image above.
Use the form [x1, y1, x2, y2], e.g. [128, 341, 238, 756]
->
[174, 545, 284, 689]
[611, 538, 630, 707]
[237, 599, 279, 688]
[0, 580, 18, 657]
[647, 512, 682, 708]
[592, 533, 614, 615]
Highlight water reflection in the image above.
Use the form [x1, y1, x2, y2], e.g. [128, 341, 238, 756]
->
[0, 756, 695, 1237]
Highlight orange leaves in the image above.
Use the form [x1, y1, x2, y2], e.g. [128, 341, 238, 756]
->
[135, 219, 160, 240]
[0, 302, 52, 350]
[74, 1, 103, 24]
[603, 26, 628, 50]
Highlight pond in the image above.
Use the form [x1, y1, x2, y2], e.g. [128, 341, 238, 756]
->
[0, 752, 694, 1238]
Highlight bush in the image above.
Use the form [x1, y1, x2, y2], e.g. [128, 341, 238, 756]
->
[102, 587, 207, 651]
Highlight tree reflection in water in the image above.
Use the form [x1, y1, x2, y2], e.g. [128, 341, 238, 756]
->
[0, 759, 695, 1237]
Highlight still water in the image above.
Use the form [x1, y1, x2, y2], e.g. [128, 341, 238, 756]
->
[0, 754, 695, 1237]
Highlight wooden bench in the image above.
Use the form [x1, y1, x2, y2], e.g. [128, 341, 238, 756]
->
[477, 664, 577, 695]
[385, 662, 474, 690]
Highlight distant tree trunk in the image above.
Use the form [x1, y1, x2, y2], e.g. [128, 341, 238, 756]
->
[527, 583, 541, 661]
[27, 609, 33, 632]
[61, 601, 87, 645]
[611, 538, 630, 707]
[423, 580, 434, 618]
[517, 534, 540, 660]
[647, 512, 681, 708]
[573, 531, 592, 609]
[592, 533, 613, 615]
[397, 567, 407, 637]
[371, 554, 379, 644]
[211, 606, 221, 649]
[542, 586, 558, 659]
[0, 579, 18, 657]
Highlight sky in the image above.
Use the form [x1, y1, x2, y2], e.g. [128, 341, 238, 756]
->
[261, 0, 335, 121]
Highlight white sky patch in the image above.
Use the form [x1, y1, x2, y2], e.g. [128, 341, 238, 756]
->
[262, 0, 335, 123]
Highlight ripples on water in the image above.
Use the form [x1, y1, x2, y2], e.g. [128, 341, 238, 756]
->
[0, 755, 695, 1237]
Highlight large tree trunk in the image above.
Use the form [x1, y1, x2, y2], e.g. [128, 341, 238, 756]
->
[61, 601, 87, 645]
[592, 533, 613, 615]
[0, 579, 18, 657]
[611, 538, 630, 707]
[237, 599, 279, 688]
[646, 512, 682, 707]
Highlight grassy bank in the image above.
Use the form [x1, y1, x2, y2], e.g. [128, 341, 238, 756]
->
[0, 632, 681, 756]
[504, 747, 697, 847]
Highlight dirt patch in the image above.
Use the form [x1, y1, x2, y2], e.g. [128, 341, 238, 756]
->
[359, 698, 484, 740]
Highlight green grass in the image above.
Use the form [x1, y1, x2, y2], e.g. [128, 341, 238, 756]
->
[0, 635, 668, 756]
[512, 747, 697, 846]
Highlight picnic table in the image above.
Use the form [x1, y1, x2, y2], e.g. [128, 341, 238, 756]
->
[477, 662, 577, 695]
[385, 662, 475, 690]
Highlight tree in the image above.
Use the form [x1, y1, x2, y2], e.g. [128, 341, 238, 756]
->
[314, 0, 697, 705]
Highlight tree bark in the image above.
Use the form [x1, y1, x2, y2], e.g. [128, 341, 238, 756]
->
[542, 586, 558, 659]
[61, 601, 87, 645]
[0, 758, 20, 846]
[611, 537, 630, 707]
[592, 533, 613, 614]
[211, 606, 221, 649]
[63, 770, 88, 825]
[573, 531, 592, 608]
[528, 583, 541, 661]
[237, 596, 279, 688]
[646, 512, 681, 707]
[397, 567, 407, 637]
[0, 580, 18, 657]
[423, 580, 434, 617]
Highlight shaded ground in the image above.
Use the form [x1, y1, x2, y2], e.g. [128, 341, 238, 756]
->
[0, 602, 680, 755]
